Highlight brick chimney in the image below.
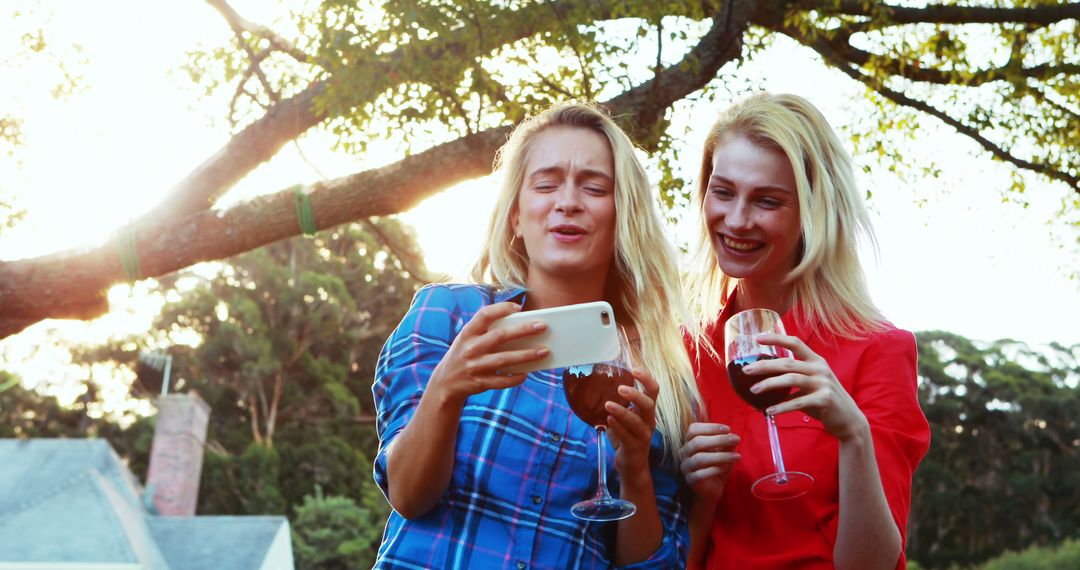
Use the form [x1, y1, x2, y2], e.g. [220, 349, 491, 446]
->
[145, 392, 210, 516]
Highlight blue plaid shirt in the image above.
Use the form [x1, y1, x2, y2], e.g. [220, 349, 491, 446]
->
[372, 284, 690, 569]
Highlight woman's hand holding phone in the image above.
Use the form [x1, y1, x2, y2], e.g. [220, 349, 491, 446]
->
[428, 302, 550, 404]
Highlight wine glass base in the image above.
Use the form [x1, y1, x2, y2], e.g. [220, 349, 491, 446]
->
[570, 497, 637, 521]
[751, 471, 814, 500]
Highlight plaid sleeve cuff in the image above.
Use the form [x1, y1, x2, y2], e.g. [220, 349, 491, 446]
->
[372, 429, 398, 501]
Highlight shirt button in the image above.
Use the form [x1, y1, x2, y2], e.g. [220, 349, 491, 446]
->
[550, 432, 562, 442]
[531, 495, 542, 504]
[516, 562, 526, 570]
[802, 415, 811, 423]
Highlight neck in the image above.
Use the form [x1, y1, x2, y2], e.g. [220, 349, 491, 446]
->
[732, 277, 793, 316]
[523, 271, 607, 310]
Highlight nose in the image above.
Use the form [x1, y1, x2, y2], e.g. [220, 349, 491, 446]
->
[725, 199, 753, 232]
[553, 185, 584, 214]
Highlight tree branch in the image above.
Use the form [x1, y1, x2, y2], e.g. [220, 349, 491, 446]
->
[792, 27, 1080, 192]
[803, 1, 1080, 26]
[789, 25, 1080, 87]
[205, 0, 309, 63]
[0, 1, 752, 339]
[160, 0, 636, 225]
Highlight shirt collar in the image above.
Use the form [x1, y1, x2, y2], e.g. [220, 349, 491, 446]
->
[492, 286, 528, 305]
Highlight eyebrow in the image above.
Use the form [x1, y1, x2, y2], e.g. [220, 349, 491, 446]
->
[530, 165, 614, 183]
[709, 174, 793, 194]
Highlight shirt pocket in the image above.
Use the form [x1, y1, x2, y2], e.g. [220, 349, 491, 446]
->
[772, 412, 838, 485]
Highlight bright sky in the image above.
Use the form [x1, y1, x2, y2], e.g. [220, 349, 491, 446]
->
[1, 2, 1078, 406]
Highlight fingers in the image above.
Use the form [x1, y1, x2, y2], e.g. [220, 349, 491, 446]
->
[685, 422, 732, 439]
[755, 333, 820, 362]
[605, 399, 653, 445]
[681, 450, 741, 475]
[609, 377, 656, 449]
[683, 463, 737, 486]
[630, 367, 660, 401]
[680, 431, 741, 458]
[463, 302, 523, 333]
[619, 382, 656, 422]
[741, 353, 819, 377]
[476, 319, 548, 354]
[749, 372, 814, 396]
[467, 347, 549, 376]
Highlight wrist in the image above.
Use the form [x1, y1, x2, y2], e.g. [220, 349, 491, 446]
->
[617, 466, 654, 494]
[835, 413, 871, 445]
[425, 376, 467, 411]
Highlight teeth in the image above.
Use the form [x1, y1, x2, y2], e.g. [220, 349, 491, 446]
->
[722, 235, 759, 251]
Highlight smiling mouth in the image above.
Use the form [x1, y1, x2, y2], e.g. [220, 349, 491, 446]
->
[720, 234, 763, 252]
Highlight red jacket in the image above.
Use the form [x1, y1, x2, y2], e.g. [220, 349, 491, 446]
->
[693, 303, 931, 569]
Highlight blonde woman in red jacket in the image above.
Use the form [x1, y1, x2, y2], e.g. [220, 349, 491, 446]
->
[680, 93, 931, 570]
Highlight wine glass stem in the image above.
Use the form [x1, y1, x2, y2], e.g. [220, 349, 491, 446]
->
[594, 426, 613, 499]
[764, 413, 790, 484]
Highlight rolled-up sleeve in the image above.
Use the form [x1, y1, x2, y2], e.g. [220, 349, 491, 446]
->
[371, 284, 459, 499]
[616, 440, 692, 569]
[852, 328, 932, 569]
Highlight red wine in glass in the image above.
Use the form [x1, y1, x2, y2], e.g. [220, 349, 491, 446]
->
[727, 355, 792, 411]
[562, 331, 637, 521]
[725, 309, 813, 500]
[564, 364, 634, 428]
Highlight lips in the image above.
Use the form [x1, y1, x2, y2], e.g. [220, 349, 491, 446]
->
[550, 224, 586, 235]
[549, 224, 587, 243]
[719, 233, 764, 253]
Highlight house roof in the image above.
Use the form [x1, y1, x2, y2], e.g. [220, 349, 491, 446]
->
[0, 439, 150, 564]
[0, 439, 292, 569]
[150, 517, 289, 570]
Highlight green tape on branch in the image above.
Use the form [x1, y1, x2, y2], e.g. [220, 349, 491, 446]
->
[293, 186, 318, 235]
[116, 229, 142, 282]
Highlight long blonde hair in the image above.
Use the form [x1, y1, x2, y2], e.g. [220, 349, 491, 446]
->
[685, 93, 885, 339]
[472, 102, 702, 455]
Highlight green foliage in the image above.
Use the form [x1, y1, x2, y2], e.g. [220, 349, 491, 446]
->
[979, 539, 1080, 570]
[75, 219, 420, 560]
[200, 443, 288, 515]
[784, 3, 1080, 192]
[0, 372, 84, 438]
[185, 0, 714, 157]
[908, 331, 1080, 568]
[0, 371, 98, 438]
[292, 487, 387, 570]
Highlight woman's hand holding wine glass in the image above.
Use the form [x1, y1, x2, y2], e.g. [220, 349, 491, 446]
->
[741, 333, 869, 442]
[725, 308, 814, 500]
[563, 330, 642, 521]
[604, 367, 660, 478]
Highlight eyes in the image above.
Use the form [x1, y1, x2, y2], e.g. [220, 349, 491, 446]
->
[708, 186, 787, 209]
[532, 179, 610, 196]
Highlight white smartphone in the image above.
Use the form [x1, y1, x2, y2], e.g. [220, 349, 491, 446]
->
[489, 301, 621, 374]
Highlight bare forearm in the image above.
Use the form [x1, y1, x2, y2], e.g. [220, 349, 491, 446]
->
[834, 424, 901, 570]
[385, 386, 464, 519]
[615, 471, 664, 565]
[687, 497, 717, 570]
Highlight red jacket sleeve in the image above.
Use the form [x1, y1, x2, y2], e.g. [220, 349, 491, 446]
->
[851, 328, 931, 567]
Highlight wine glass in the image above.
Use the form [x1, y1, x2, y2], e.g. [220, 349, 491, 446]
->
[562, 330, 637, 521]
[725, 308, 814, 500]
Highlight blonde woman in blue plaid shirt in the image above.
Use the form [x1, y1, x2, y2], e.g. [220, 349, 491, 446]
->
[372, 102, 702, 569]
